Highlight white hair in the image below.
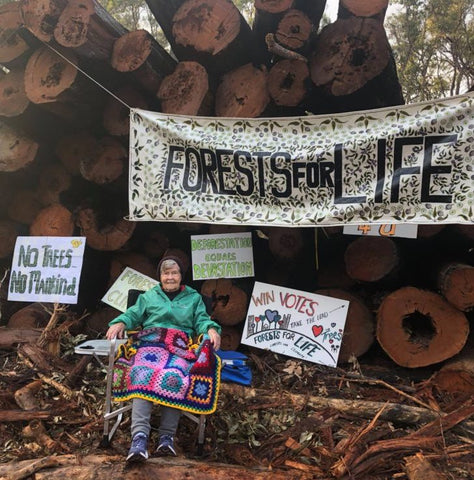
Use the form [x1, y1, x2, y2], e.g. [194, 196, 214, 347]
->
[160, 259, 180, 273]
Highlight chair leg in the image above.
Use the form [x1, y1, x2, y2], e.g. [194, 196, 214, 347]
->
[196, 414, 206, 456]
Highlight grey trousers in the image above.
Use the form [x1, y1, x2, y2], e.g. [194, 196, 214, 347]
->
[131, 397, 181, 438]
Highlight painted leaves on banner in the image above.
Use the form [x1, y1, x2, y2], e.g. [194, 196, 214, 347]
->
[129, 94, 474, 226]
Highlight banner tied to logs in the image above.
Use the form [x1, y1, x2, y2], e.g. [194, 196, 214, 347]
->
[129, 93, 474, 226]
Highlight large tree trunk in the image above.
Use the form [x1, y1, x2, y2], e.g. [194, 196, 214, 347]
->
[376, 287, 470, 368]
[145, 0, 259, 78]
[0, 219, 21, 258]
[29, 204, 75, 236]
[20, 0, 69, 42]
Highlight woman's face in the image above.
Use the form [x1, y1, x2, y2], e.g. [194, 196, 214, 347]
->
[160, 264, 182, 292]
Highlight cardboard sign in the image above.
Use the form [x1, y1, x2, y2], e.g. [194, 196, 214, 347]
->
[343, 224, 418, 238]
[241, 282, 349, 367]
[191, 232, 254, 280]
[101, 267, 158, 312]
[8, 236, 86, 304]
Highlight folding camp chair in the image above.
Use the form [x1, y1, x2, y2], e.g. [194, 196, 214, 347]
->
[75, 289, 211, 454]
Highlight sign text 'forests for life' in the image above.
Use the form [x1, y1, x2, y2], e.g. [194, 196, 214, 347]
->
[241, 282, 349, 367]
[8, 237, 86, 304]
[128, 93, 473, 226]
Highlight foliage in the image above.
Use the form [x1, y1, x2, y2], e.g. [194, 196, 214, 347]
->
[386, 0, 474, 102]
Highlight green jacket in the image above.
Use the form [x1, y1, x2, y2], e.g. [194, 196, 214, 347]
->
[109, 284, 221, 337]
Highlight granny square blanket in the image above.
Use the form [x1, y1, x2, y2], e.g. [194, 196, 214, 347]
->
[112, 327, 221, 414]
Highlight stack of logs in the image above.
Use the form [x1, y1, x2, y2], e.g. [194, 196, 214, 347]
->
[0, 0, 472, 392]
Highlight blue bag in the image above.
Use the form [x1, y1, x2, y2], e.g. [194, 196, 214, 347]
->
[216, 350, 252, 386]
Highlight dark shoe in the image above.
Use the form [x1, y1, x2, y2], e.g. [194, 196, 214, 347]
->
[156, 434, 177, 456]
[126, 432, 149, 462]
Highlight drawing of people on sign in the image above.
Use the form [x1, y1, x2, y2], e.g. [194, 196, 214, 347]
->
[241, 282, 349, 367]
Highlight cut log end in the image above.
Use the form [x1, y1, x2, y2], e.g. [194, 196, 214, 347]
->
[344, 236, 399, 282]
[376, 287, 470, 368]
[0, 69, 30, 117]
[310, 18, 390, 96]
[268, 59, 309, 106]
[55, 131, 99, 176]
[276, 9, 312, 50]
[24, 47, 78, 104]
[0, 2, 29, 62]
[438, 263, 474, 312]
[54, 0, 95, 48]
[215, 63, 269, 117]
[79, 137, 126, 185]
[111, 29, 153, 72]
[172, 0, 241, 55]
[21, 0, 67, 42]
[0, 121, 39, 172]
[76, 208, 136, 251]
[29, 204, 75, 237]
[158, 61, 209, 115]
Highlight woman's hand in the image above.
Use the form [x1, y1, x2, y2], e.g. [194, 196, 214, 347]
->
[106, 322, 126, 340]
[207, 328, 221, 351]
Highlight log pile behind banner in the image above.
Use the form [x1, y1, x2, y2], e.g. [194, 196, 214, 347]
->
[0, 0, 473, 380]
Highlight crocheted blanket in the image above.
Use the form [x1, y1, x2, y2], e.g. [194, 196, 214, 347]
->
[112, 328, 221, 414]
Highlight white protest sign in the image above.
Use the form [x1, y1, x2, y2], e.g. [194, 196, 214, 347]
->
[241, 282, 349, 367]
[101, 267, 158, 312]
[343, 224, 418, 238]
[8, 236, 86, 304]
[191, 232, 254, 280]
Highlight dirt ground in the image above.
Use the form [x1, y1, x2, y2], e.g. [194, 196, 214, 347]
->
[0, 337, 473, 479]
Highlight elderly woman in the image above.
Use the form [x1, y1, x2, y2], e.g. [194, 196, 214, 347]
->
[106, 255, 221, 462]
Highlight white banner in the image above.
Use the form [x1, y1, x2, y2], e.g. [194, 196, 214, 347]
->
[129, 93, 474, 226]
[241, 282, 349, 367]
[8, 237, 86, 304]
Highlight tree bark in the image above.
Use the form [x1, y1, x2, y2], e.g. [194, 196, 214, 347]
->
[315, 289, 374, 363]
[0, 1, 31, 63]
[103, 85, 148, 136]
[29, 203, 75, 236]
[215, 62, 269, 117]
[376, 287, 470, 368]
[437, 263, 474, 312]
[14, 380, 43, 410]
[344, 236, 399, 282]
[0, 326, 42, 348]
[0, 409, 51, 421]
[220, 325, 242, 350]
[157, 61, 209, 115]
[76, 207, 136, 251]
[0, 120, 39, 172]
[404, 452, 448, 480]
[0, 68, 30, 117]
